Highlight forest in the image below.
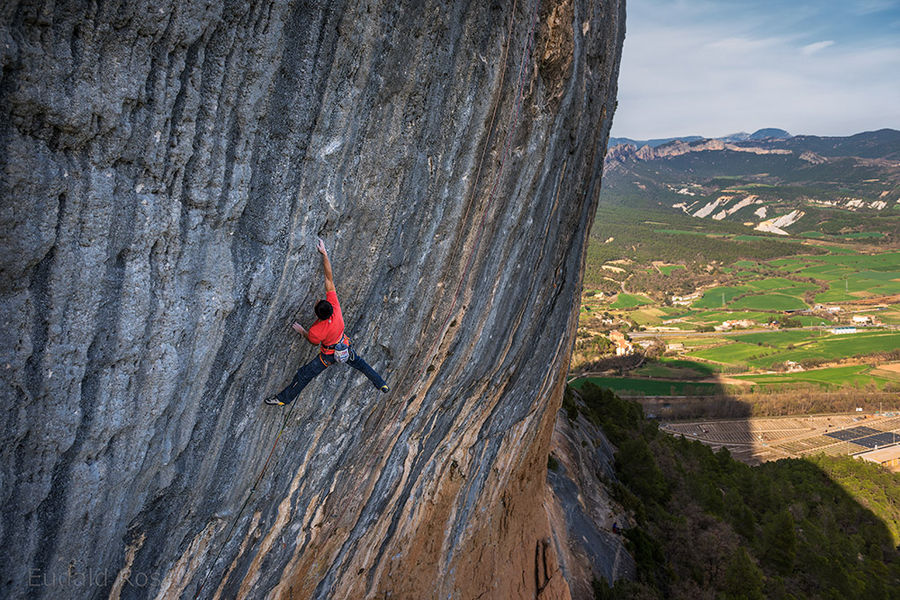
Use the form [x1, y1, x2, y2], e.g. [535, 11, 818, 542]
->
[567, 383, 900, 599]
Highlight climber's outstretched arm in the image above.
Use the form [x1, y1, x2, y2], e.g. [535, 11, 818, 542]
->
[317, 238, 336, 293]
[292, 321, 309, 340]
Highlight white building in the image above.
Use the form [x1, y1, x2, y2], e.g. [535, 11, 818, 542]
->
[671, 292, 701, 306]
[814, 304, 841, 313]
[831, 326, 857, 334]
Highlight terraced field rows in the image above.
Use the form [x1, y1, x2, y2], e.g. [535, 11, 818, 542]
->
[662, 414, 900, 464]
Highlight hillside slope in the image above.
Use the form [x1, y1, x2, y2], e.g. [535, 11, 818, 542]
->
[599, 131, 900, 243]
[0, 1, 624, 599]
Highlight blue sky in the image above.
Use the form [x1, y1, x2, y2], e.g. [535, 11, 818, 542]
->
[610, 0, 900, 139]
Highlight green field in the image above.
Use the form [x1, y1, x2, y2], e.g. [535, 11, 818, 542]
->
[769, 257, 817, 271]
[799, 232, 886, 240]
[815, 269, 900, 302]
[688, 310, 771, 326]
[733, 235, 784, 242]
[685, 252, 900, 306]
[609, 293, 653, 309]
[842, 232, 886, 239]
[737, 330, 822, 346]
[733, 364, 896, 389]
[660, 309, 774, 328]
[729, 293, 808, 311]
[819, 252, 899, 269]
[692, 286, 752, 308]
[688, 330, 899, 370]
[745, 277, 798, 290]
[819, 245, 859, 255]
[653, 229, 710, 236]
[570, 377, 720, 396]
[632, 358, 716, 379]
[792, 315, 833, 326]
[689, 341, 781, 366]
[659, 264, 686, 275]
[746, 277, 816, 294]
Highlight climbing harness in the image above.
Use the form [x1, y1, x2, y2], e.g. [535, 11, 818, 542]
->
[323, 334, 351, 363]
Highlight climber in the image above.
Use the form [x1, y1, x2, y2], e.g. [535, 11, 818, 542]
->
[265, 238, 389, 406]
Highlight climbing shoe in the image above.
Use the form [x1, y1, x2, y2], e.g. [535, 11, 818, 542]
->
[264, 395, 285, 406]
[380, 384, 389, 394]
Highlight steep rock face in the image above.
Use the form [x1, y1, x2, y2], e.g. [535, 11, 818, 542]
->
[546, 395, 635, 599]
[0, 1, 624, 598]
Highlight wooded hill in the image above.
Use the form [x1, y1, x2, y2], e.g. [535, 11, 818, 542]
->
[569, 384, 900, 599]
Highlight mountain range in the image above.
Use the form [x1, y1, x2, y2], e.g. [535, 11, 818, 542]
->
[609, 128, 792, 148]
[601, 129, 900, 238]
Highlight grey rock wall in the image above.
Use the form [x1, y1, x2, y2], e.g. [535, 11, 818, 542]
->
[546, 391, 635, 599]
[0, 1, 624, 598]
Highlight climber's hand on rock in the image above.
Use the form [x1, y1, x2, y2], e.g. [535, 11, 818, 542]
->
[316, 238, 327, 255]
[292, 322, 307, 336]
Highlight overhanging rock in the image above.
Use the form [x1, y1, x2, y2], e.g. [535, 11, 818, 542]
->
[0, 1, 624, 598]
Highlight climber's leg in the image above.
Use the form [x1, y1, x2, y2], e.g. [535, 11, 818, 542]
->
[271, 354, 332, 405]
[347, 349, 388, 392]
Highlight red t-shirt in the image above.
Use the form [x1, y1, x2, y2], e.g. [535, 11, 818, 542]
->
[307, 290, 346, 354]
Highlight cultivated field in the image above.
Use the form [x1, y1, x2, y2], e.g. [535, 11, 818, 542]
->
[609, 292, 653, 309]
[687, 329, 899, 371]
[569, 376, 720, 397]
[662, 413, 900, 465]
[581, 247, 900, 334]
[733, 364, 896, 388]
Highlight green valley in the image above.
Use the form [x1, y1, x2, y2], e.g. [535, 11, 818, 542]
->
[573, 130, 900, 430]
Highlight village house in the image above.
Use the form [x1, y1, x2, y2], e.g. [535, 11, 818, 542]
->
[671, 292, 701, 306]
[715, 319, 755, 331]
[814, 304, 841, 313]
[831, 326, 857, 335]
[608, 330, 634, 356]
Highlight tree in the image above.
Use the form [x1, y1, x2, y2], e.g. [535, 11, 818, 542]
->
[721, 547, 765, 600]
[761, 510, 797, 574]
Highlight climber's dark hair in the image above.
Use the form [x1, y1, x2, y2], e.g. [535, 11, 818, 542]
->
[315, 299, 333, 320]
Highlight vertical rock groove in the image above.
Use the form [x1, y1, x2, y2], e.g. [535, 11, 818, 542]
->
[0, 1, 624, 598]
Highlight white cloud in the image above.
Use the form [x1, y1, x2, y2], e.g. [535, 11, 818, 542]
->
[610, 4, 900, 139]
[801, 40, 835, 55]
[851, 0, 900, 16]
[706, 37, 786, 54]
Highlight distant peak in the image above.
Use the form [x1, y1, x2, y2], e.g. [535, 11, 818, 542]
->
[609, 129, 792, 148]
[748, 128, 791, 140]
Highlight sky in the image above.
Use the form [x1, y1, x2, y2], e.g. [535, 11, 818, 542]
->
[610, 0, 900, 139]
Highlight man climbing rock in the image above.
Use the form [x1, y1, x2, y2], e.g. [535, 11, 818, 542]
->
[265, 238, 389, 406]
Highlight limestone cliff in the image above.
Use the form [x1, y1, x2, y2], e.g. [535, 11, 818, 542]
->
[546, 393, 635, 599]
[0, 1, 624, 598]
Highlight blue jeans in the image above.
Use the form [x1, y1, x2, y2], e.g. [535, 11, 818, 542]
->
[275, 348, 387, 404]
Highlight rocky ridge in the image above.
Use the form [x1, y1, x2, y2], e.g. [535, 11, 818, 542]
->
[604, 138, 793, 170]
[0, 1, 624, 599]
[599, 129, 900, 236]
